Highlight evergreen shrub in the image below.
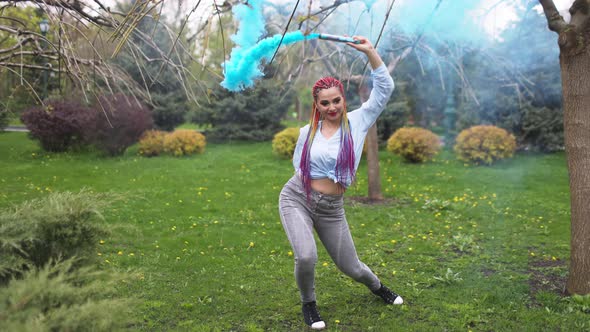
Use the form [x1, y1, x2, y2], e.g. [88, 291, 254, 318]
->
[163, 129, 206, 156]
[20, 100, 96, 152]
[198, 78, 293, 142]
[272, 127, 300, 159]
[387, 127, 441, 163]
[151, 93, 188, 131]
[521, 105, 564, 152]
[92, 94, 153, 156]
[138, 130, 167, 157]
[454, 125, 516, 165]
[0, 190, 110, 282]
[0, 259, 135, 331]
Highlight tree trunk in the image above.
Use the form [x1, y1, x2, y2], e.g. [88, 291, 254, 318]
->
[538, 0, 590, 295]
[359, 81, 383, 201]
[366, 124, 383, 201]
[562, 45, 590, 295]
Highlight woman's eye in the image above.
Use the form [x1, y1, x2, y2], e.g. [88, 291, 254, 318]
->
[320, 102, 329, 106]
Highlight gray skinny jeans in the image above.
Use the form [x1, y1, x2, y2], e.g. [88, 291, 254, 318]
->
[278, 175, 381, 303]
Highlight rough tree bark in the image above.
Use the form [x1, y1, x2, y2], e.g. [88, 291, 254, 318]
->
[539, 0, 590, 295]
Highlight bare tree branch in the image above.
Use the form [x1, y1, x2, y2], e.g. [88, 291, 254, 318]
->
[538, 0, 568, 32]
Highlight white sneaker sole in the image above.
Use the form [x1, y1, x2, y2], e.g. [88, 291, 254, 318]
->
[311, 321, 326, 330]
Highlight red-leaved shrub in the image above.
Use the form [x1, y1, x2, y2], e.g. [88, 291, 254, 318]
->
[92, 94, 154, 156]
[21, 101, 97, 152]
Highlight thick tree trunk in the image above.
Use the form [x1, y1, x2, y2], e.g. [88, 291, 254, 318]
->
[562, 46, 590, 295]
[539, 0, 590, 296]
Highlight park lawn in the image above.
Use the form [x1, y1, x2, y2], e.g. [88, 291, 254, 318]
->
[1, 131, 588, 331]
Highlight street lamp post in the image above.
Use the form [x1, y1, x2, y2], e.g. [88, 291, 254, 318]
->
[39, 18, 49, 100]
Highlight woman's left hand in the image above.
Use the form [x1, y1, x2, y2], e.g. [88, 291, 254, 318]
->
[346, 36, 375, 54]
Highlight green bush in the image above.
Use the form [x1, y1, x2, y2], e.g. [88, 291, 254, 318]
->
[377, 100, 411, 144]
[198, 78, 293, 142]
[521, 105, 564, 152]
[163, 129, 206, 156]
[0, 259, 135, 332]
[272, 127, 299, 159]
[0, 108, 9, 130]
[0, 190, 110, 282]
[454, 125, 516, 165]
[386, 127, 441, 163]
[138, 130, 167, 157]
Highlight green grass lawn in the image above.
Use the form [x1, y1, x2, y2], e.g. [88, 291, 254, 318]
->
[1, 132, 588, 331]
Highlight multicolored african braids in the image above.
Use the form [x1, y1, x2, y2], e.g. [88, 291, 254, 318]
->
[299, 77, 356, 199]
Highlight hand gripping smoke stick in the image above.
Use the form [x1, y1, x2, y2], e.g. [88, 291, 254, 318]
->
[317, 33, 361, 44]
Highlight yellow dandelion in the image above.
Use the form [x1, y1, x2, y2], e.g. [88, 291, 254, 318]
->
[99, 240, 105, 245]
[288, 251, 293, 257]
[117, 251, 123, 255]
[323, 262, 329, 267]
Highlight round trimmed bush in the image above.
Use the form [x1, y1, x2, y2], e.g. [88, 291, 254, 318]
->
[163, 129, 206, 156]
[138, 130, 167, 157]
[272, 127, 299, 159]
[386, 127, 441, 163]
[454, 125, 516, 165]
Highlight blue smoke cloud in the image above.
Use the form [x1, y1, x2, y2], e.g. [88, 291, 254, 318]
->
[221, 0, 319, 92]
[221, 31, 318, 91]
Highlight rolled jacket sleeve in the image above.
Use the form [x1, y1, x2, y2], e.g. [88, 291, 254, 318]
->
[348, 64, 394, 132]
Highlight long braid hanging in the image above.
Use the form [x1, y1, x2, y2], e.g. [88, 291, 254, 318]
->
[299, 77, 355, 200]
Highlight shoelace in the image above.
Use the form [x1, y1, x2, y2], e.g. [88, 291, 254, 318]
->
[303, 302, 322, 323]
[374, 285, 399, 303]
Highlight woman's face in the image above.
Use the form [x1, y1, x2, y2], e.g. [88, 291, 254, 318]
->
[315, 87, 344, 124]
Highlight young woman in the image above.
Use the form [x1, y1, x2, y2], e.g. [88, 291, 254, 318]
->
[278, 36, 403, 330]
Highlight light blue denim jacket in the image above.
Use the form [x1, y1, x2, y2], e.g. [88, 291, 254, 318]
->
[292, 64, 394, 187]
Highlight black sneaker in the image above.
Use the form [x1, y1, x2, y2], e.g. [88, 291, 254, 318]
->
[302, 301, 326, 330]
[372, 283, 404, 305]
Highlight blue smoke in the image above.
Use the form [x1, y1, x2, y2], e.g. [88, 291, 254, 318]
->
[221, 0, 319, 91]
[221, 31, 318, 92]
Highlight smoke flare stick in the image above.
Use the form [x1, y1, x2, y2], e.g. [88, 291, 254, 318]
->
[316, 33, 361, 44]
